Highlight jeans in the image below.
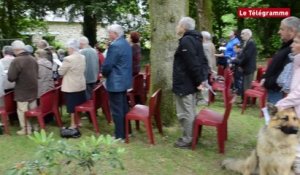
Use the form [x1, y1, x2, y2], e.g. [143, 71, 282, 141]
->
[267, 90, 283, 104]
[108, 91, 128, 139]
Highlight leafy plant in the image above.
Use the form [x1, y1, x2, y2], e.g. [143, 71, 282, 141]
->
[6, 130, 125, 175]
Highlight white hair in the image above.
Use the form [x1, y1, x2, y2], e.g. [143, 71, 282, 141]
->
[25, 45, 34, 53]
[178, 17, 195, 30]
[79, 36, 89, 45]
[242, 29, 252, 38]
[2, 46, 13, 55]
[282, 16, 300, 31]
[38, 39, 49, 49]
[107, 24, 124, 37]
[11, 40, 25, 50]
[66, 39, 80, 51]
[201, 31, 211, 40]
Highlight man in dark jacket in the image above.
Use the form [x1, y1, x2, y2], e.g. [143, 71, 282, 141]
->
[261, 16, 300, 104]
[173, 17, 209, 148]
[8, 40, 38, 135]
[237, 29, 257, 101]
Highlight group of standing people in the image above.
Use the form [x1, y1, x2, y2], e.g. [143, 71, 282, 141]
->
[0, 24, 142, 140]
[172, 16, 259, 149]
[172, 15, 300, 174]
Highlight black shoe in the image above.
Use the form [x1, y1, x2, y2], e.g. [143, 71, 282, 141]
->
[60, 127, 81, 138]
[174, 139, 192, 149]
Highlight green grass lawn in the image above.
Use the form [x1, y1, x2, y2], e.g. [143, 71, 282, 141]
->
[0, 99, 264, 175]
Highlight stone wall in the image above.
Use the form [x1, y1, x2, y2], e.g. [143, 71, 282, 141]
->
[32, 22, 106, 46]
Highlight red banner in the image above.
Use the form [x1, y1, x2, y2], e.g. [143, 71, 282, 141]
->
[238, 8, 290, 18]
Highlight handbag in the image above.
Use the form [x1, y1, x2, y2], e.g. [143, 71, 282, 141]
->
[60, 127, 81, 138]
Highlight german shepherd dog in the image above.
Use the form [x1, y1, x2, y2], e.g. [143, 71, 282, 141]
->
[222, 104, 300, 175]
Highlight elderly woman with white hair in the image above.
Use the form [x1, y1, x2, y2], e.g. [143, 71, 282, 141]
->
[58, 39, 86, 131]
[201, 31, 217, 72]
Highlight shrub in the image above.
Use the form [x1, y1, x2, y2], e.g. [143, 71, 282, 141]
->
[6, 130, 125, 175]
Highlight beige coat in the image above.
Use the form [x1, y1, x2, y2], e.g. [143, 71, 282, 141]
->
[58, 52, 86, 92]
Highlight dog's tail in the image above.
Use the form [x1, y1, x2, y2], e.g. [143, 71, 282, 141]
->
[222, 150, 258, 175]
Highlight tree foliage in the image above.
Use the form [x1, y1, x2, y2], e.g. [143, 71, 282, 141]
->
[212, 0, 300, 58]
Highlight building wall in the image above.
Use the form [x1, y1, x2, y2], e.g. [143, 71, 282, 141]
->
[32, 22, 106, 46]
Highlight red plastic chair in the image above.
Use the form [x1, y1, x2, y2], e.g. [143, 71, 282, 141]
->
[192, 73, 233, 153]
[0, 91, 16, 134]
[125, 89, 163, 145]
[99, 85, 112, 123]
[241, 86, 267, 117]
[217, 65, 225, 76]
[25, 89, 62, 131]
[74, 84, 112, 133]
[251, 65, 266, 88]
[127, 74, 147, 106]
[53, 86, 64, 119]
[209, 68, 233, 104]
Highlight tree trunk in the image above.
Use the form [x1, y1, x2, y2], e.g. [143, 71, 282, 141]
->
[148, 0, 188, 125]
[82, 7, 97, 47]
[196, 0, 213, 33]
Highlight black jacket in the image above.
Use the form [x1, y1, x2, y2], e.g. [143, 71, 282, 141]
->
[238, 39, 257, 75]
[172, 30, 209, 96]
[263, 40, 292, 91]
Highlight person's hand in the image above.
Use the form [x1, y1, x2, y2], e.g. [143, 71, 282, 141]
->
[197, 81, 206, 91]
[214, 53, 224, 57]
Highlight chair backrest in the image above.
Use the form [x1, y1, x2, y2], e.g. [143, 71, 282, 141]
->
[92, 84, 102, 109]
[144, 64, 151, 75]
[217, 65, 225, 76]
[222, 68, 233, 123]
[133, 74, 145, 93]
[223, 68, 233, 98]
[40, 89, 56, 113]
[148, 89, 162, 118]
[4, 91, 16, 113]
[53, 86, 61, 107]
[132, 74, 146, 104]
[255, 66, 265, 82]
[145, 74, 151, 93]
[222, 77, 233, 124]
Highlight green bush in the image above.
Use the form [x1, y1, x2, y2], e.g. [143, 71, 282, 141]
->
[6, 130, 125, 175]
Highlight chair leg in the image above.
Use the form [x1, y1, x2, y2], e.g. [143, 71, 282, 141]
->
[1, 114, 9, 134]
[102, 103, 112, 123]
[241, 95, 248, 114]
[209, 91, 215, 104]
[125, 118, 130, 143]
[53, 109, 62, 127]
[74, 111, 80, 127]
[217, 127, 225, 154]
[259, 97, 264, 118]
[37, 115, 46, 130]
[192, 122, 200, 150]
[145, 120, 154, 145]
[224, 123, 228, 141]
[154, 113, 163, 134]
[198, 125, 203, 139]
[89, 110, 100, 134]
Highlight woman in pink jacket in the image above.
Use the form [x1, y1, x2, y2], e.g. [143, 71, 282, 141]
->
[276, 26, 300, 174]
